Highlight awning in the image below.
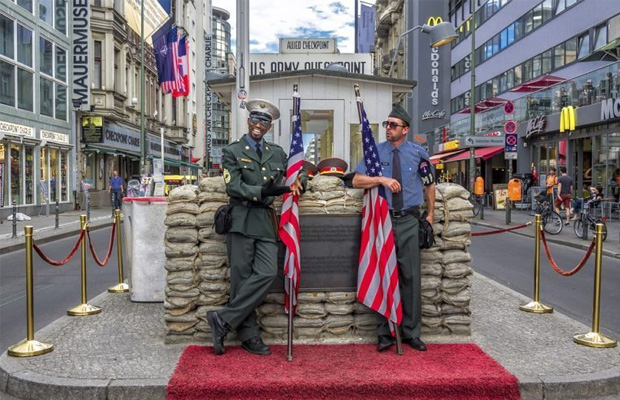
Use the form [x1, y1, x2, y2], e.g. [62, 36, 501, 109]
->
[457, 97, 508, 114]
[509, 74, 565, 92]
[429, 149, 466, 165]
[444, 146, 504, 163]
[581, 38, 620, 62]
[85, 145, 117, 155]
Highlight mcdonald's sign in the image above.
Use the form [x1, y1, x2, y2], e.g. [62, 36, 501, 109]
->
[426, 16, 443, 26]
[559, 106, 577, 133]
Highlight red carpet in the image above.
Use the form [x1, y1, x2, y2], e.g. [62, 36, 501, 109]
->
[167, 343, 521, 400]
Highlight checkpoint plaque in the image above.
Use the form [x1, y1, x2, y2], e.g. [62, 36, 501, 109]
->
[271, 214, 361, 292]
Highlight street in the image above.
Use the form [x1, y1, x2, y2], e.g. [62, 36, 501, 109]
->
[470, 225, 620, 339]
[0, 228, 121, 352]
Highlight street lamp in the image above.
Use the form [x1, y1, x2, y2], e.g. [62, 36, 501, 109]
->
[388, 21, 458, 78]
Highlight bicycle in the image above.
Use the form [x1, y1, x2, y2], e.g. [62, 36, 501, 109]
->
[533, 196, 563, 234]
[573, 203, 607, 241]
[468, 193, 483, 218]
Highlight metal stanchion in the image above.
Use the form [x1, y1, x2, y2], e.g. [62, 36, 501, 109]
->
[12, 200, 17, 238]
[506, 198, 511, 225]
[519, 214, 553, 313]
[573, 223, 617, 348]
[55, 200, 59, 229]
[287, 278, 294, 362]
[479, 195, 484, 220]
[7, 226, 54, 357]
[108, 209, 129, 293]
[86, 192, 91, 222]
[67, 215, 102, 316]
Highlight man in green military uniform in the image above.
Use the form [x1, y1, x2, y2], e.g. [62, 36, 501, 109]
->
[207, 99, 306, 356]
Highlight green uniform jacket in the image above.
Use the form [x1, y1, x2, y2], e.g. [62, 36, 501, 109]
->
[222, 135, 288, 240]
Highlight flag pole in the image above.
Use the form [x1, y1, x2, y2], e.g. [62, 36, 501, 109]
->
[353, 84, 403, 355]
[286, 83, 300, 362]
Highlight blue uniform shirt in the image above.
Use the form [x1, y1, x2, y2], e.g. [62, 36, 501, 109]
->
[354, 140, 430, 209]
[109, 176, 123, 191]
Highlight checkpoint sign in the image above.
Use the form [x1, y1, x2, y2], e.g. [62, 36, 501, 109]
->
[505, 133, 518, 153]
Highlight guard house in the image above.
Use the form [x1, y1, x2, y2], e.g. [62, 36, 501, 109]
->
[207, 69, 416, 171]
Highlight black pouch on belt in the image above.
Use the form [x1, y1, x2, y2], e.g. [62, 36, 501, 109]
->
[418, 210, 435, 249]
[213, 204, 233, 235]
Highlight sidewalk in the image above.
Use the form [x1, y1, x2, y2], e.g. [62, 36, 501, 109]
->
[1, 206, 620, 400]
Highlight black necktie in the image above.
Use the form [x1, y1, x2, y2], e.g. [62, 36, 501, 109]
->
[392, 149, 403, 212]
[256, 144, 262, 159]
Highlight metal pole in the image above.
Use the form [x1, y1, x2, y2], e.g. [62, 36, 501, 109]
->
[519, 214, 553, 313]
[12, 200, 17, 238]
[479, 195, 484, 220]
[287, 278, 294, 362]
[7, 226, 54, 357]
[55, 200, 59, 229]
[108, 209, 129, 293]
[67, 215, 101, 316]
[468, 3, 476, 193]
[139, 0, 146, 175]
[573, 223, 617, 348]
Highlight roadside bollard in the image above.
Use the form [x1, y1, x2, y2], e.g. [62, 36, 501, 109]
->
[86, 192, 91, 222]
[519, 214, 553, 313]
[108, 209, 129, 293]
[7, 226, 54, 357]
[505, 199, 511, 225]
[67, 215, 102, 316]
[573, 223, 617, 348]
[479, 195, 484, 220]
[12, 200, 17, 238]
[55, 200, 59, 230]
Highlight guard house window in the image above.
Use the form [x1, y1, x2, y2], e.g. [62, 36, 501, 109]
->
[93, 41, 102, 89]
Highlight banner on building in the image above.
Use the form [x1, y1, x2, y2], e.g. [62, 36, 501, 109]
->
[357, 3, 376, 53]
[72, 0, 90, 110]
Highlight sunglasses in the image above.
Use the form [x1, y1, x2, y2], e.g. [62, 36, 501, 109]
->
[381, 121, 407, 129]
[250, 115, 272, 128]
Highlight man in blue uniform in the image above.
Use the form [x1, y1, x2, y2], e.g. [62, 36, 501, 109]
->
[108, 170, 124, 210]
[351, 104, 435, 352]
[207, 99, 307, 356]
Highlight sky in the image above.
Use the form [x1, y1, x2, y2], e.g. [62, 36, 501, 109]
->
[211, 0, 371, 54]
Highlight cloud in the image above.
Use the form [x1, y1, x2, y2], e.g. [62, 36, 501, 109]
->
[212, 0, 357, 53]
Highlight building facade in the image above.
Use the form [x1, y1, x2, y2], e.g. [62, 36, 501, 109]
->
[0, 0, 73, 217]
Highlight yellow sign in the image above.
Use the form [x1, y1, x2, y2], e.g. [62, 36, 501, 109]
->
[426, 16, 443, 26]
[559, 106, 576, 133]
[435, 163, 444, 170]
[443, 140, 459, 151]
[82, 116, 103, 127]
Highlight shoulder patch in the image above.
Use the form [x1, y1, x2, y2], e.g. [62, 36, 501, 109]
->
[223, 169, 231, 183]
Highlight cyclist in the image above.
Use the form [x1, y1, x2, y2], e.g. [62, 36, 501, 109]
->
[570, 185, 603, 220]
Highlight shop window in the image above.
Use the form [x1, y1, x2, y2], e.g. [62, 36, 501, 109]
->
[10, 143, 21, 204]
[25, 146, 33, 204]
[0, 143, 5, 206]
[61, 150, 68, 202]
[50, 148, 58, 202]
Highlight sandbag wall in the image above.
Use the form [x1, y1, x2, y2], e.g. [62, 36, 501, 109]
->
[163, 177, 473, 343]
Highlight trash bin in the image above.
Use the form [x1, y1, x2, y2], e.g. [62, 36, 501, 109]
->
[122, 197, 167, 302]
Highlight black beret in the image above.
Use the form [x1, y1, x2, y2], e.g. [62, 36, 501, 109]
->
[388, 104, 411, 126]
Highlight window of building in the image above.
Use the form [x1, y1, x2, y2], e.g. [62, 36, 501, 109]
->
[55, 46, 65, 81]
[594, 24, 607, 50]
[541, 49, 552, 75]
[532, 4, 543, 30]
[54, 0, 66, 34]
[554, 43, 566, 68]
[541, 0, 554, 23]
[40, 37, 53, 76]
[10, 143, 22, 204]
[40, 77, 53, 117]
[577, 33, 590, 59]
[566, 37, 578, 63]
[0, 15, 14, 58]
[25, 145, 34, 204]
[18, 68, 32, 111]
[17, 24, 32, 67]
[0, 61, 15, 106]
[18, 0, 33, 13]
[114, 49, 120, 92]
[39, 0, 53, 26]
[93, 41, 102, 88]
[524, 9, 534, 34]
[56, 84, 66, 120]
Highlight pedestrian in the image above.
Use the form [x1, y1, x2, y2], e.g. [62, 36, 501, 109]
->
[108, 170, 124, 211]
[350, 104, 435, 353]
[570, 185, 602, 219]
[554, 166, 573, 225]
[546, 167, 557, 205]
[207, 99, 307, 356]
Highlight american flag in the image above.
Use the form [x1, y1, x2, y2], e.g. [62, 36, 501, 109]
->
[158, 25, 183, 94]
[356, 100, 402, 330]
[278, 89, 304, 315]
[172, 34, 189, 97]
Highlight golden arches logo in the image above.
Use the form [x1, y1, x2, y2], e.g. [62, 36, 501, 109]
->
[559, 106, 577, 133]
[426, 16, 443, 26]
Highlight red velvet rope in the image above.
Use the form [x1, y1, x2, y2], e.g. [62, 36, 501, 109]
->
[33, 230, 85, 266]
[87, 222, 116, 267]
[471, 223, 530, 237]
[540, 229, 595, 276]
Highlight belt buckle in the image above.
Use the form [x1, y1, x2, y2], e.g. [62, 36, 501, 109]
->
[391, 210, 404, 218]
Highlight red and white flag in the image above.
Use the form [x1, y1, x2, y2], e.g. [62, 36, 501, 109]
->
[173, 35, 189, 97]
[278, 89, 304, 315]
[355, 100, 402, 331]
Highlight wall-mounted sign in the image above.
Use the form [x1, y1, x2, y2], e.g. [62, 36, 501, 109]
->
[422, 110, 446, 120]
[250, 54, 372, 75]
[463, 136, 504, 147]
[601, 98, 620, 121]
[41, 130, 70, 145]
[0, 121, 35, 138]
[525, 115, 547, 138]
[560, 106, 576, 132]
[279, 38, 337, 54]
[72, 0, 90, 110]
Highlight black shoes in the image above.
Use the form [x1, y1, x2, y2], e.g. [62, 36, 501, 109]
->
[242, 336, 271, 356]
[377, 336, 395, 352]
[207, 311, 229, 355]
[406, 337, 427, 351]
